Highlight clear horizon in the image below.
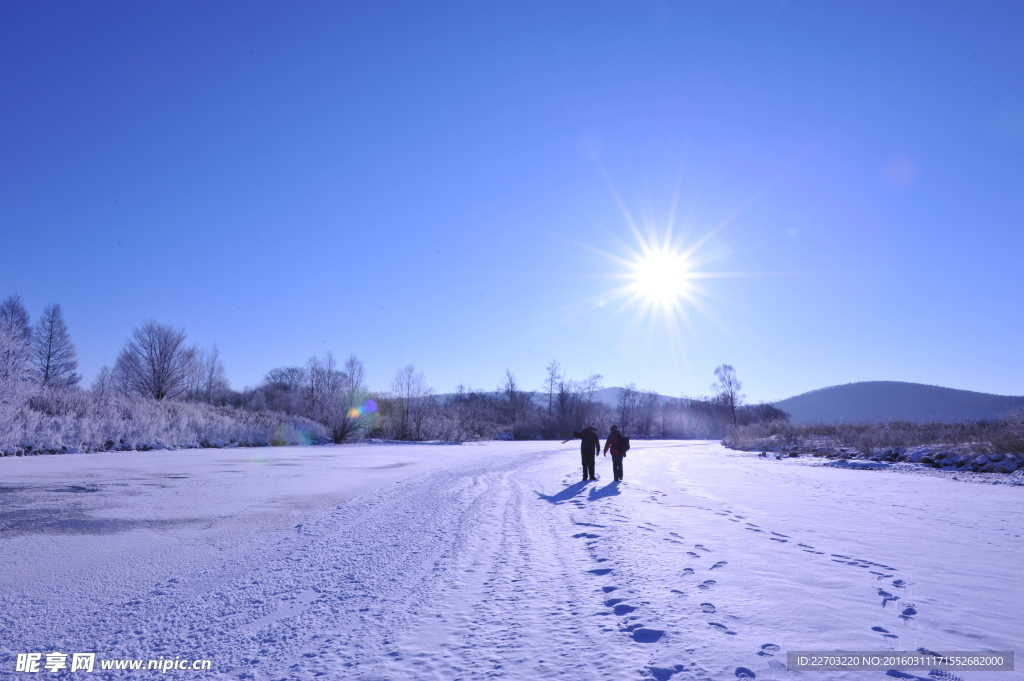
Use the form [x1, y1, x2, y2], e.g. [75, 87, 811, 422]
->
[2, 2, 1022, 402]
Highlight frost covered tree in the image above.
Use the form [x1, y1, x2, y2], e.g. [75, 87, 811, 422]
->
[582, 373, 603, 406]
[188, 345, 229, 404]
[0, 319, 35, 426]
[327, 354, 371, 442]
[500, 369, 537, 439]
[390, 364, 433, 440]
[617, 383, 638, 432]
[543, 360, 561, 416]
[0, 294, 31, 341]
[502, 369, 525, 424]
[113, 320, 198, 400]
[304, 352, 337, 416]
[257, 366, 304, 412]
[635, 389, 660, 437]
[31, 303, 80, 387]
[91, 365, 112, 399]
[341, 354, 366, 399]
[265, 366, 305, 394]
[305, 353, 370, 442]
[712, 364, 745, 426]
[200, 345, 230, 403]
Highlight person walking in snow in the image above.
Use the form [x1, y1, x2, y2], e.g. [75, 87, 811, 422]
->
[571, 425, 601, 481]
[603, 425, 627, 481]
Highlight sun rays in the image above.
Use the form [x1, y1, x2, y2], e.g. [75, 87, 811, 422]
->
[552, 170, 761, 365]
[524, 151, 785, 379]
[588, 225, 727, 359]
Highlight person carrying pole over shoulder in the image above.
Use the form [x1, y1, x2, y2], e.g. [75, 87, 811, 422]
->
[569, 425, 601, 482]
[603, 425, 629, 482]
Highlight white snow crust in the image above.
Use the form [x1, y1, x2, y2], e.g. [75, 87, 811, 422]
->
[1, 441, 1021, 680]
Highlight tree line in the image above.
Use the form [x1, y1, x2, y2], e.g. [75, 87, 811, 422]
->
[0, 292, 787, 453]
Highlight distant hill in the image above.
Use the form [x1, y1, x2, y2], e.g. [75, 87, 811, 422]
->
[531, 387, 652, 410]
[773, 381, 1024, 424]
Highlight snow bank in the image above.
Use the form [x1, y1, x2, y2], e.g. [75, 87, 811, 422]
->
[728, 440, 1024, 474]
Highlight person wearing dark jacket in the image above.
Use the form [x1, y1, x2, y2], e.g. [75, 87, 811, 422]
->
[572, 425, 601, 481]
[603, 425, 626, 481]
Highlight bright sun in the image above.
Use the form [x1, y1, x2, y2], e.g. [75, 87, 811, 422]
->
[630, 249, 691, 305]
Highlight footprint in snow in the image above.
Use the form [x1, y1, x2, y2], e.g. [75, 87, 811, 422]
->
[632, 628, 665, 643]
[878, 589, 900, 607]
[746, 527, 765, 533]
[892, 579, 907, 588]
[588, 568, 613, 576]
[708, 622, 736, 635]
[700, 602, 716, 613]
[614, 604, 637, 616]
[604, 598, 624, 607]
[899, 605, 917, 621]
[797, 543, 814, 548]
[697, 580, 716, 590]
[681, 568, 695, 576]
[694, 544, 711, 552]
[770, 532, 789, 538]
[573, 532, 600, 539]
[686, 552, 701, 558]
[710, 561, 728, 570]
[770, 537, 788, 543]
[602, 586, 618, 593]
[872, 626, 898, 638]
[648, 665, 686, 681]
[757, 643, 780, 657]
[735, 666, 757, 678]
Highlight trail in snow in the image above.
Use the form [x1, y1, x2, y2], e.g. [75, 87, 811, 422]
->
[0, 442, 1020, 681]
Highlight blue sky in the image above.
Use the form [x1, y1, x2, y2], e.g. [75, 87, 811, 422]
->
[2, 2, 1022, 401]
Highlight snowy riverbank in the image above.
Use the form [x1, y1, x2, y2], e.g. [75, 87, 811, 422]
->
[1, 441, 1020, 680]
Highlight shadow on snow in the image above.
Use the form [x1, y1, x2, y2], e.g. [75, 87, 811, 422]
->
[588, 481, 621, 500]
[536, 480, 620, 504]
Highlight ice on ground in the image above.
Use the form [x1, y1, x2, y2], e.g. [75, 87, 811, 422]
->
[1, 441, 1021, 680]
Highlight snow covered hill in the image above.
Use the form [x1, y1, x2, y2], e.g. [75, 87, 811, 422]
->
[1, 442, 1020, 680]
[773, 381, 1024, 424]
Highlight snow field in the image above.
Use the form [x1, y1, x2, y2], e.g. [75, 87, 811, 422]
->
[0, 441, 1021, 681]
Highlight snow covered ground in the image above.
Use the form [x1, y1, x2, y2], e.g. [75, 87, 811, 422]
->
[1, 441, 1020, 681]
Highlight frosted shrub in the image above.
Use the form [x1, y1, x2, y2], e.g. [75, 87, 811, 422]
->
[723, 416, 1024, 472]
[0, 390, 330, 455]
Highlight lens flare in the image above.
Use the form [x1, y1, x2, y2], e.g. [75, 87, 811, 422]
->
[347, 398, 378, 420]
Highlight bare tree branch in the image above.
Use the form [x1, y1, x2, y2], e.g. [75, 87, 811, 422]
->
[113, 320, 197, 400]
